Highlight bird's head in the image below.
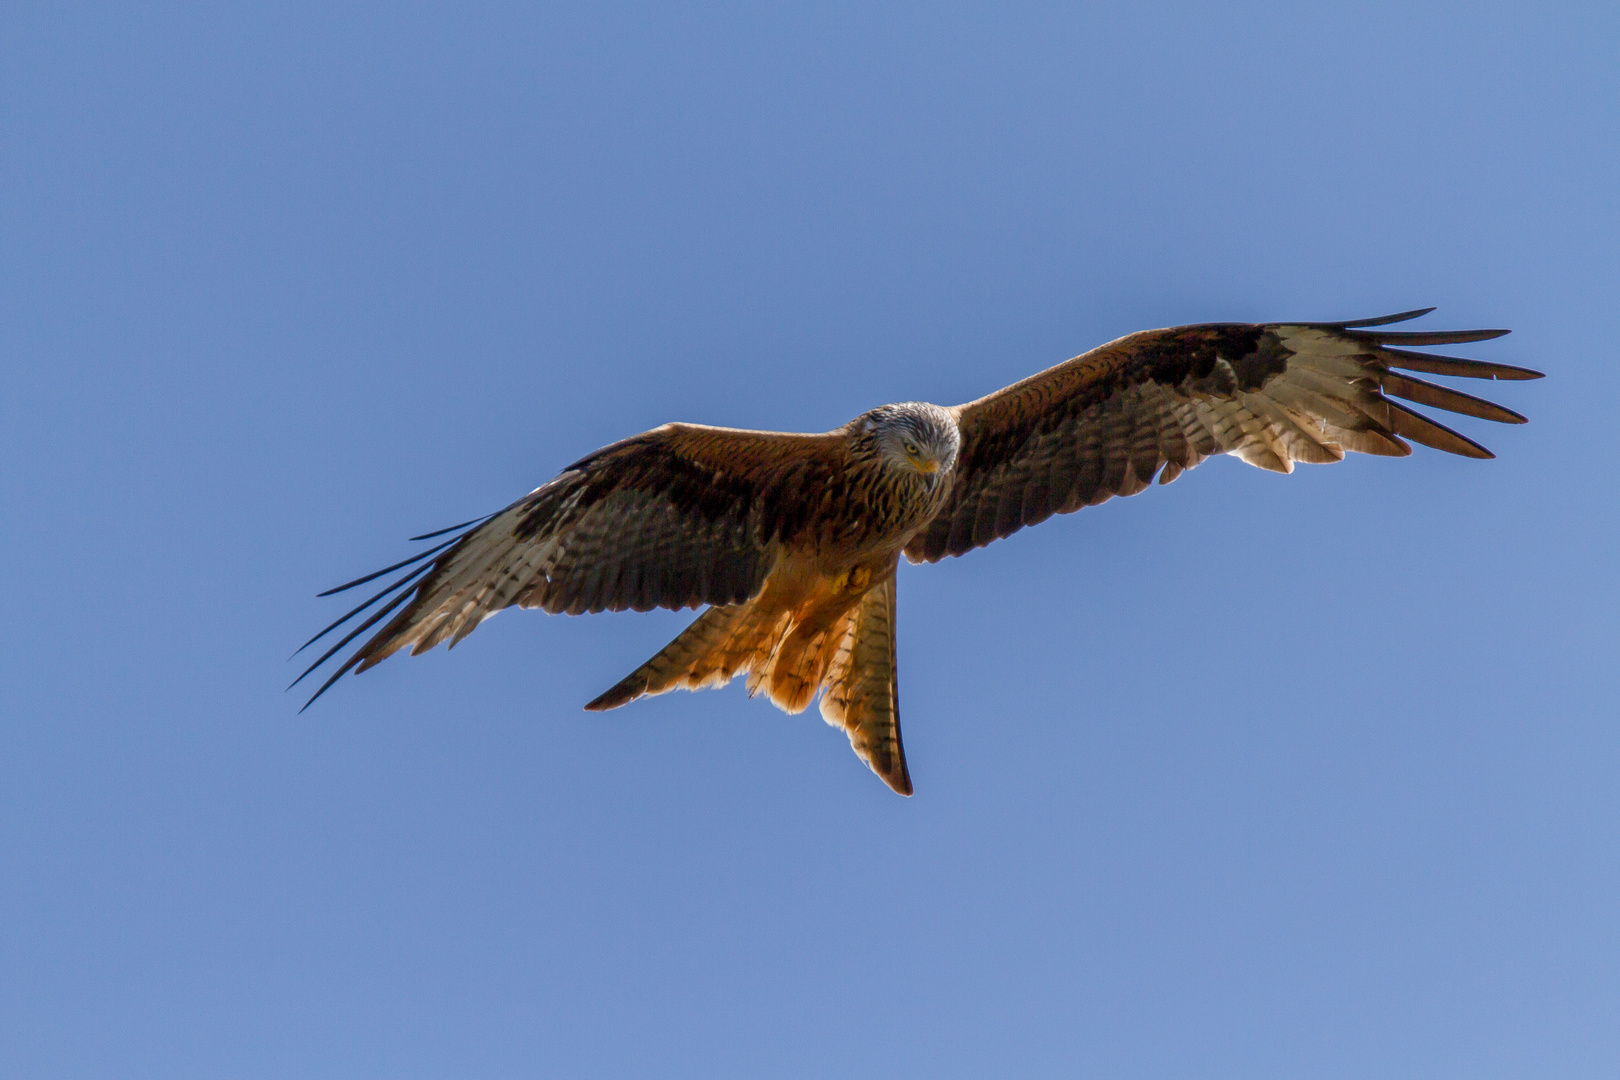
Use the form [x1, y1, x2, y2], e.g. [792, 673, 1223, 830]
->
[857, 401, 960, 488]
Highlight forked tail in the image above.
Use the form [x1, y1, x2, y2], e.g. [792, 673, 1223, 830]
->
[584, 578, 911, 795]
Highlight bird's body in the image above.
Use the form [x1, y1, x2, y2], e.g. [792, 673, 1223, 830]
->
[297, 310, 1541, 794]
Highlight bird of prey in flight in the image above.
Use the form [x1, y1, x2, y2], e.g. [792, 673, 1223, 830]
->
[295, 309, 1540, 795]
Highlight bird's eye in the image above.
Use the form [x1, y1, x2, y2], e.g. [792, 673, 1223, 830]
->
[904, 442, 920, 456]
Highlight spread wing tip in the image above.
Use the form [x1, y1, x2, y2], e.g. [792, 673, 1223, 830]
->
[1327, 307, 1436, 328]
[1374, 344, 1542, 383]
[1358, 327, 1512, 346]
[292, 515, 491, 707]
[1312, 311, 1530, 360]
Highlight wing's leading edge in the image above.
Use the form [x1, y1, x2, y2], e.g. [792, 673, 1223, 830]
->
[906, 311, 1541, 563]
[296, 424, 848, 707]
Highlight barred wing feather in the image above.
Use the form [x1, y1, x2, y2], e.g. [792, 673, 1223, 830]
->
[293, 424, 846, 706]
[905, 310, 1542, 564]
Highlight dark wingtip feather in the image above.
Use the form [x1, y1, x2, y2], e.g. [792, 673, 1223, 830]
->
[1329, 307, 1437, 328]
[297, 664, 355, 713]
[1379, 346, 1544, 382]
[1354, 327, 1511, 346]
[294, 512, 493, 696]
[293, 562, 435, 658]
[1384, 399, 1496, 459]
[315, 533, 463, 597]
[290, 582, 420, 704]
[1380, 371, 1529, 425]
[409, 513, 496, 542]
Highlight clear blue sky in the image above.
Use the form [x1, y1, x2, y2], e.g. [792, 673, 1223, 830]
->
[4, 3, 1616, 1077]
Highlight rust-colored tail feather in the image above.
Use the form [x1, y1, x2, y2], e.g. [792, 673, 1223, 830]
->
[584, 601, 775, 711]
[748, 602, 858, 716]
[584, 578, 912, 795]
[819, 577, 910, 795]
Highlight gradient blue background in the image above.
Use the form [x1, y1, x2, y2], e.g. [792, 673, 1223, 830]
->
[4, 3, 1616, 1076]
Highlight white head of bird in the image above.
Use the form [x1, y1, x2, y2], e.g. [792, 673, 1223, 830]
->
[859, 401, 960, 488]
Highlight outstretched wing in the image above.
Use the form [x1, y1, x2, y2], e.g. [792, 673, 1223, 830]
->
[295, 423, 848, 706]
[906, 309, 1543, 563]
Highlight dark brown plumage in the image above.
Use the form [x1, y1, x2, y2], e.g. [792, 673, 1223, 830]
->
[296, 308, 1541, 795]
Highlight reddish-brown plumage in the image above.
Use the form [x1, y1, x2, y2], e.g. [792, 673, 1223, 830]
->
[297, 310, 1541, 795]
